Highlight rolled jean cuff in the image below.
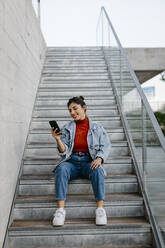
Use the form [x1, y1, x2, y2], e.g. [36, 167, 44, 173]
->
[95, 197, 105, 201]
[55, 197, 66, 201]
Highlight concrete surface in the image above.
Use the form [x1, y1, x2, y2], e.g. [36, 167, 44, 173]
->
[125, 48, 165, 83]
[0, 0, 46, 246]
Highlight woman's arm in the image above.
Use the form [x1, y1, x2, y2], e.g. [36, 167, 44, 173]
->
[95, 125, 111, 163]
[51, 128, 66, 153]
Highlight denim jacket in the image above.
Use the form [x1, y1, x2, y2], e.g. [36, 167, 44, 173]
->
[57, 117, 111, 167]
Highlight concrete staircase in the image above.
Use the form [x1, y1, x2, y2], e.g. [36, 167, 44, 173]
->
[6, 47, 152, 248]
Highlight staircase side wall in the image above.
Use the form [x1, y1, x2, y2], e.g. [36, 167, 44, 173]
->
[0, 0, 46, 246]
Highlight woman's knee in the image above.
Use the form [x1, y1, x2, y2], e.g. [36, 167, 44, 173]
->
[90, 167, 104, 177]
[55, 163, 70, 177]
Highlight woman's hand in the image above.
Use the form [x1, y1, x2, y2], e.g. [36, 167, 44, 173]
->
[51, 128, 61, 141]
[90, 157, 102, 169]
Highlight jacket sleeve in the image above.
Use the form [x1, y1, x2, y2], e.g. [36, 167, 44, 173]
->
[96, 126, 111, 163]
[58, 127, 70, 157]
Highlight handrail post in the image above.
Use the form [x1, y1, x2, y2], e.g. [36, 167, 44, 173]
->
[108, 26, 111, 71]
[119, 50, 122, 105]
[142, 100, 147, 192]
[37, 0, 41, 25]
[101, 10, 104, 47]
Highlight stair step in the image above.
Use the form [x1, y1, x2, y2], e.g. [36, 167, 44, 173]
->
[19, 174, 138, 195]
[47, 47, 102, 51]
[42, 75, 109, 79]
[36, 94, 115, 100]
[40, 78, 112, 85]
[37, 90, 113, 98]
[30, 117, 122, 130]
[39, 82, 112, 88]
[34, 105, 117, 110]
[43, 65, 107, 69]
[14, 193, 144, 220]
[27, 129, 125, 143]
[23, 156, 132, 164]
[33, 107, 118, 117]
[45, 61, 106, 66]
[46, 52, 103, 56]
[46, 53, 105, 56]
[23, 158, 133, 175]
[42, 73, 109, 77]
[24, 142, 129, 159]
[29, 127, 123, 132]
[46, 57, 105, 61]
[8, 218, 151, 248]
[35, 98, 116, 107]
[40, 78, 130, 84]
[33, 110, 119, 118]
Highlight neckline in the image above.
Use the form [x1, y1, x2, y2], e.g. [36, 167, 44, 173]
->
[76, 116, 88, 125]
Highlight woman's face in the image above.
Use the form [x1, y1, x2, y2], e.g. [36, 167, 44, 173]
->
[68, 102, 86, 121]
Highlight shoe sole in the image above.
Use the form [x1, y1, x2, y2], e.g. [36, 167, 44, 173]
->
[52, 224, 64, 227]
[96, 223, 107, 226]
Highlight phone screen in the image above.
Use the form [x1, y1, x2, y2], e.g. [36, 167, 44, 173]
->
[49, 120, 60, 133]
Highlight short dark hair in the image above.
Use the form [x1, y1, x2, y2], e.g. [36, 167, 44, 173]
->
[67, 96, 86, 111]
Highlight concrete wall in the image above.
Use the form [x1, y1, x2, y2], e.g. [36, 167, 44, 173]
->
[125, 48, 165, 71]
[0, 0, 46, 246]
[125, 48, 165, 83]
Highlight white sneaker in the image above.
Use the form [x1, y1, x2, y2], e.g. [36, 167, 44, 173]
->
[95, 207, 107, 225]
[52, 208, 66, 226]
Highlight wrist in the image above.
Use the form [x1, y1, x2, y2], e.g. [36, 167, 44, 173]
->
[96, 157, 103, 163]
[55, 136, 60, 141]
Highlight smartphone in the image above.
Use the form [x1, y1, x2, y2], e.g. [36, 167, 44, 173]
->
[49, 120, 61, 133]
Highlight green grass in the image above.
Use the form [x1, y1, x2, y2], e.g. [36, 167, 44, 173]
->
[154, 112, 165, 136]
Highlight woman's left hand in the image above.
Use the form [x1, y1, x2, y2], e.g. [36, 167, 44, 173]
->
[90, 157, 102, 169]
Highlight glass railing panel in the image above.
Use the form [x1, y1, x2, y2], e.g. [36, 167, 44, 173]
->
[143, 108, 165, 231]
[121, 63, 165, 239]
[97, 7, 165, 244]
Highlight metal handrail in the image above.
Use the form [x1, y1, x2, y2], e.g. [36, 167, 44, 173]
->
[37, 0, 41, 25]
[99, 6, 165, 151]
[97, 6, 165, 248]
[96, 10, 102, 46]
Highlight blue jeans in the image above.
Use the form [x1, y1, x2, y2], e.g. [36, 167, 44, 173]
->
[54, 151, 105, 201]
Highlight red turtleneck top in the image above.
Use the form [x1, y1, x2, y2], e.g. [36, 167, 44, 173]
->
[73, 116, 89, 152]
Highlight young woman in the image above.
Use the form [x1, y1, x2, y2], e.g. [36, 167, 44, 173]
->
[51, 96, 111, 226]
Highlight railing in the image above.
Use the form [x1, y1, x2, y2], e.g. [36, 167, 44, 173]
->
[32, 0, 41, 25]
[97, 6, 165, 248]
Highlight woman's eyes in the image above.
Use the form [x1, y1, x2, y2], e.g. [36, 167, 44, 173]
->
[69, 107, 78, 112]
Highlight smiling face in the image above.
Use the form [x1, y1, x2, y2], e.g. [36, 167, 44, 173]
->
[68, 102, 86, 121]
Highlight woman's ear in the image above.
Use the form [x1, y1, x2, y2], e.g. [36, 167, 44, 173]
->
[82, 105, 87, 112]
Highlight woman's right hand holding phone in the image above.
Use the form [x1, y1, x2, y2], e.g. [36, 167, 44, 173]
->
[51, 128, 62, 141]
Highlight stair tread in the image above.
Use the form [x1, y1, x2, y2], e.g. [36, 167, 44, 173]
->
[26, 142, 128, 148]
[23, 156, 132, 165]
[22, 173, 136, 178]
[26, 141, 128, 145]
[23, 155, 132, 162]
[16, 193, 142, 203]
[10, 217, 150, 230]
[20, 174, 137, 186]
[34, 107, 117, 111]
[12, 247, 151, 248]
[29, 127, 124, 134]
[38, 87, 112, 90]
[32, 116, 121, 120]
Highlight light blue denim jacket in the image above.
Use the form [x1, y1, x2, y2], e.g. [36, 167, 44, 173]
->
[57, 117, 111, 166]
